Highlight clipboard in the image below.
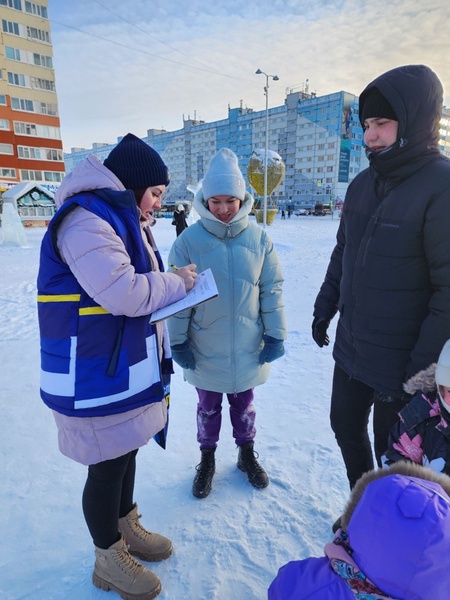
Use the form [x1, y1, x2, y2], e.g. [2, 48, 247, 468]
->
[150, 268, 219, 323]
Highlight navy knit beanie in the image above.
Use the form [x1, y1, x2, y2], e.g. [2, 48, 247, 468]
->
[104, 133, 170, 190]
[361, 88, 397, 123]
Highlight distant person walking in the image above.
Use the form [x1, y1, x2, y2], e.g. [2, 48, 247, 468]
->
[312, 65, 450, 496]
[172, 204, 188, 237]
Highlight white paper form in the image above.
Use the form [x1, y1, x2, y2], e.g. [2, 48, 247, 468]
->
[150, 268, 219, 323]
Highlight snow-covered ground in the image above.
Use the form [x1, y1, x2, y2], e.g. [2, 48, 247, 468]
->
[0, 213, 349, 600]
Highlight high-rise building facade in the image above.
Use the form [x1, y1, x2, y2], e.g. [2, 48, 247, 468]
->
[64, 88, 366, 210]
[62, 86, 450, 210]
[0, 0, 64, 192]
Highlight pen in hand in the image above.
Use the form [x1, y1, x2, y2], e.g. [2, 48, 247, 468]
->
[169, 263, 197, 291]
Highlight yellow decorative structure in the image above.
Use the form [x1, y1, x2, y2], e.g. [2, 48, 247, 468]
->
[247, 149, 285, 225]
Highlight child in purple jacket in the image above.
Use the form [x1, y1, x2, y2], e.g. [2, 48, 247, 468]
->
[269, 461, 450, 599]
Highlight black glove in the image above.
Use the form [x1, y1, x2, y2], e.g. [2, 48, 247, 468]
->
[312, 317, 330, 348]
[373, 390, 413, 404]
[171, 340, 196, 370]
[259, 335, 285, 364]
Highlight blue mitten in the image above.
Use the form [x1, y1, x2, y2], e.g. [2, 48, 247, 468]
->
[171, 340, 196, 370]
[259, 335, 285, 364]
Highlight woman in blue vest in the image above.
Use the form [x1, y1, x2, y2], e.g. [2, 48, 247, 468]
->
[37, 133, 197, 599]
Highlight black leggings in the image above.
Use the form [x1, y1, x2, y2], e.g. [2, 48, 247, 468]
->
[330, 365, 404, 489]
[82, 449, 138, 549]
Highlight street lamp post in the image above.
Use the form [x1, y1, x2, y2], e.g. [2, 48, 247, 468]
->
[256, 68, 279, 228]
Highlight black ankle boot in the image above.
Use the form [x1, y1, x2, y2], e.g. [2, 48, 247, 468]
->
[192, 449, 216, 498]
[237, 442, 269, 489]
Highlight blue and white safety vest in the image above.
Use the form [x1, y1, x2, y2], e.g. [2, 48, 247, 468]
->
[37, 189, 165, 417]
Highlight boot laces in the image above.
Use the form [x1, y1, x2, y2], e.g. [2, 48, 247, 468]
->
[241, 447, 265, 473]
[128, 512, 152, 543]
[113, 543, 141, 576]
[194, 453, 215, 481]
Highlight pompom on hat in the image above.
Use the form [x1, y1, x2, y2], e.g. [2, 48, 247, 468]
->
[202, 148, 246, 201]
[104, 133, 170, 190]
[360, 87, 397, 123]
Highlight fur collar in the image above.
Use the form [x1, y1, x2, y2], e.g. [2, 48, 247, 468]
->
[403, 363, 436, 395]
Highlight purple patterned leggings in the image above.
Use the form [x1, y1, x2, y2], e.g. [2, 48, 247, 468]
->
[195, 388, 256, 449]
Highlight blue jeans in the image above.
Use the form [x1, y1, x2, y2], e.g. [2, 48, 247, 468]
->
[195, 388, 256, 449]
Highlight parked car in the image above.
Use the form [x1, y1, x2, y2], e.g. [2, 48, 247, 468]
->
[313, 203, 326, 216]
[295, 208, 311, 216]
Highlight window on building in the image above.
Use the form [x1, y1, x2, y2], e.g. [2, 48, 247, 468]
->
[39, 102, 57, 116]
[30, 77, 55, 92]
[14, 121, 60, 139]
[0, 119, 11, 130]
[0, 0, 22, 10]
[43, 171, 63, 182]
[0, 95, 6, 105]
[14, 121, 37, 136]
[7, 71, 26, 86]
[5, 46, 21, 61]
[25, 1, 48, 18]
[0, 168, 16, 178]
[27, 26, 50, 43]
[45, 148, 63, 161]
[18, 145, 41, 159]
[11, 97, 34, 111]
[0, 143, 14, 154]
[20, 169, 43, 181]
[2, 20, 20, 35]
[32, 53, 53, 68]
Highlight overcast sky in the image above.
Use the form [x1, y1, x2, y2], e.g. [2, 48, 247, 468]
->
[48, 0, 450, 152]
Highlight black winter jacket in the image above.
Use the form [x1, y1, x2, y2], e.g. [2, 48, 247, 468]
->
[314, 65, 450, 396]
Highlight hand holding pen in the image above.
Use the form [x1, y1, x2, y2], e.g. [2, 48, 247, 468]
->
[169, 263, 197, 292]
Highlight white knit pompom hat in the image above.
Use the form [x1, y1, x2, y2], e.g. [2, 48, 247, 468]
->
[201, 148, 246, 201]
[436, 340, 450, 388]
[436, 339, 450, 414]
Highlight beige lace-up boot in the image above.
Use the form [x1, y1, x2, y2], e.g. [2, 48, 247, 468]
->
[118, 504, 173, 562]
[93, 534, 161, 599]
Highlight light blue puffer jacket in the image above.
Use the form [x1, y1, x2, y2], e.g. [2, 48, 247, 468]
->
[167, 189, 286, 394]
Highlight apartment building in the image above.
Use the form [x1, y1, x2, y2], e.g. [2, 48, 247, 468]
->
[0, 0, 64, 192]
[65, 88, 366, 210]
[63, 87, 450, 210]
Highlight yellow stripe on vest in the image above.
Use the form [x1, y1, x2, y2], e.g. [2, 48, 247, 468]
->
[37, 294, 81, 302]
[79, 307, 110, 316]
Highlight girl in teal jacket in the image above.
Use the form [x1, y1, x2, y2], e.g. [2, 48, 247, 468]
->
[168, 148, 287, 498]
